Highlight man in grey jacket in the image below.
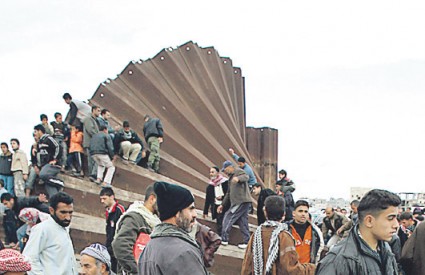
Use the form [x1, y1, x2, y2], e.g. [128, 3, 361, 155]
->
[217, 160, 251, 249]
[83, 105, 100, 181]
[138, 181, 207, 275]
[112, 185, 160, 275]
[90, 126, 115, 186]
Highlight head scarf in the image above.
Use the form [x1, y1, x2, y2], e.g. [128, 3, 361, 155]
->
[0, 249, 31, 273]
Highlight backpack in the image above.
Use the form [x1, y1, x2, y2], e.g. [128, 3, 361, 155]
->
[133, 231, 151, 264]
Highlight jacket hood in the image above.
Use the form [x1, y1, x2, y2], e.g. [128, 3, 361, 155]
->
[151, 223, 199, 248]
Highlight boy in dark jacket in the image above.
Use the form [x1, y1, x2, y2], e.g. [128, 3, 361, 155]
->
[251, 183, 275, 225]
[114, 121, 144, 165]
[316, 189, 401, 275]
[33, 124, 64, 197]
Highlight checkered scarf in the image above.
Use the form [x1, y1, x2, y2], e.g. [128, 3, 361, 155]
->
[0, 249, 31, 273]
[252, 221, 288, 275]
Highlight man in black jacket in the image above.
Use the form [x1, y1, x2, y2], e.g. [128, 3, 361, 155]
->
[114, 121, 144, 165]
[34, 124, 64, 197]
[316, 189, 401, 274]
[50, 112, 70, 171]
[143, 115, 163, 173]
[99, 187, 125, 273]
[1, 192, 49, 249]
[251, 183, 275, 225]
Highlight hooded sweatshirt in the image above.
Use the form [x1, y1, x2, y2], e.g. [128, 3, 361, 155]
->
[138, 223, 208, 275]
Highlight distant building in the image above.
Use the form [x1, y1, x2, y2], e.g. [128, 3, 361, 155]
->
[398, 192, 425, 210]
[350, 187, 373, 201]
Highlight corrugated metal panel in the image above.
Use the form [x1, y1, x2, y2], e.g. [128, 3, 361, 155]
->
[246, 127, 278, 188]
[89, 41, 277, 186]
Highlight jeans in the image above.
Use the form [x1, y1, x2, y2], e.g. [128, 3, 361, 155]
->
[17, 223, 28, 251]
[0, 175, 14, 196]
[3, 209, 18, 244]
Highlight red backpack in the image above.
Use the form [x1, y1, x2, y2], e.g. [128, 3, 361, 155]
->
[133, 232, 151, 263]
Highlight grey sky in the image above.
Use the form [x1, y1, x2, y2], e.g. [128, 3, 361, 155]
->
[1, 1, 424, 199]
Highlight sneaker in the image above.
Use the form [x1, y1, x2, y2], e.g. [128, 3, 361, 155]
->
[221, 241, 229, 246]
[122, 159, 129, 165]
[238, 243, 248, 249]
[48, 178, 64, 188]
[147, 166, 155, 173]
[129, 161, 137, 165]
[94, 179, 102, 185]
[89, 176, 97, 182]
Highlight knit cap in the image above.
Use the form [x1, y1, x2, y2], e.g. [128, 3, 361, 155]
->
[154, 181, 194, 221]
[80, 243, 111, 271]
[0, 249, 31, 273]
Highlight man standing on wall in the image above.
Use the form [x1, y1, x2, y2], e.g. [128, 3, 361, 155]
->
[143, 115, 163, 173]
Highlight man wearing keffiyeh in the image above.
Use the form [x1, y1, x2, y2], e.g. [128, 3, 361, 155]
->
[241, 195, 316, 275]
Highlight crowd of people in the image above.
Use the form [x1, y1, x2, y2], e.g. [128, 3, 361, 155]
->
[1, 93, 424, 275]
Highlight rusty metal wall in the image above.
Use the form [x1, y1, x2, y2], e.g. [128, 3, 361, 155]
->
[245, 127, 278, 188]
[89, 41, 277, 185]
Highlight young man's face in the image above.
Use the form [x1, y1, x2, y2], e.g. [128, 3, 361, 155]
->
[100, 195, 115, 208]
[103, 111, 111, 120]
[56, 115, 63, 123]
[93, 108, 101, 117]
[2, 198, 14, 209]
[293, 205, 309, 224]
[11, 140, 19, 150]
[41, 118, 48, 124]
[252, 186, 261, 196]
[237, 161, 244, 168]
[1, 144, 8, 154]
[50, 202, 74, 227]
[275, 184, 282, 193]
[33, 129, 43, 139]
[278, 173, 285, 180]
[400, 218, 414, 228]
[64, 98, 71, 104]
[351, 203, 358, 214]
[370, 206, 399, 242]
[176, 203, 197, 233]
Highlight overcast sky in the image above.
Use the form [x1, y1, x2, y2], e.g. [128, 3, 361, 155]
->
[1, 1, 424, 199]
